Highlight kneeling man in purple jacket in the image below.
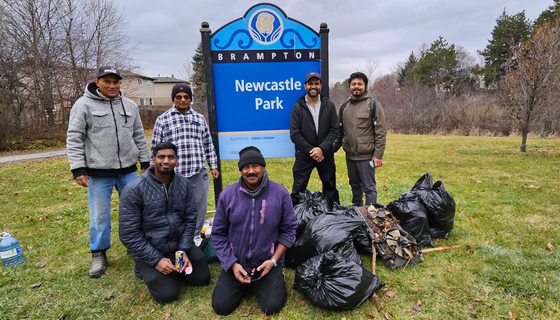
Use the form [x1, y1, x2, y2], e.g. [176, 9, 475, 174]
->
[211, 146, 298, 316]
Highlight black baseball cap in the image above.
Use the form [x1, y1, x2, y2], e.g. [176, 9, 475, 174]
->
[305, 71, 321, 83]
[96, 66, 122, 80]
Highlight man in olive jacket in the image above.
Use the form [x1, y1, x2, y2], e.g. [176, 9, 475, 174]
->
[334, 71, 387, 206]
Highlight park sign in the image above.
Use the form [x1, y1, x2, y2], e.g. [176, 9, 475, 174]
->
[200, 3, 330, 161]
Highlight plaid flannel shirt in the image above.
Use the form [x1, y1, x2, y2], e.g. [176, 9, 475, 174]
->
[151, 106, 218, 178]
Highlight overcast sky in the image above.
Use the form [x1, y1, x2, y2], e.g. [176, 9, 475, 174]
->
[120, 0, 553, 84]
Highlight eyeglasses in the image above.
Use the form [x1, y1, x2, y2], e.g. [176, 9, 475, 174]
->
[175, 95, 191, 100]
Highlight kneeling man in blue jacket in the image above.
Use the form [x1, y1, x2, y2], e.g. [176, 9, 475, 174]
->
[119, 142, 210, 304]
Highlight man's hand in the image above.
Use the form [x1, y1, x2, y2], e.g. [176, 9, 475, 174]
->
[181, 251, 192, 272]
[373, 157, 383, 168]
[231, 262, 251, 284]
[75, 175, 89, 188]
[155, 258, 175, 275]
[309, 147, 324, 162]
[210, 169, 220, 179]
[255, 259, 275, 278]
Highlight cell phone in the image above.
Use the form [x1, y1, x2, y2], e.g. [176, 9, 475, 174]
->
[369, 160, 374, 168]
[250, 269, 262, 282]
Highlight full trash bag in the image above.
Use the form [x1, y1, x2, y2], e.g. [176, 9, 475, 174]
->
[293, 190, 331, 238]
[387, 192, 434, 247]
[411, 173, 456, 239]
[329, 204, 374, 254]
[285, 213, 367, 268]
[293, 251, 384, 311]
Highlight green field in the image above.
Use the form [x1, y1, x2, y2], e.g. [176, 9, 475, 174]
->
[1, 134, 559, 319]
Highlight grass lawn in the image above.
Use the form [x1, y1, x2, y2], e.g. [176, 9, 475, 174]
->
[0, 134, 559, 319]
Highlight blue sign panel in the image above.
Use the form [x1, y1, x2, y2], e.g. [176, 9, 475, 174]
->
[211, 3, 320, 160]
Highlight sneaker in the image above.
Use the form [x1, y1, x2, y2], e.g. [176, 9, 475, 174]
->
[193, 234, 203, 247]
[89, 251, 107, 278]
[133, 261, 142, 280]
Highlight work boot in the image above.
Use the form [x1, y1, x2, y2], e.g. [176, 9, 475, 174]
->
[89, 251, 107, 278]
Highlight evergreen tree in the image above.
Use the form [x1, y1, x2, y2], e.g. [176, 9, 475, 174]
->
[534, 0, 560, 28]
[479, 10, 532, 86]
[397, 51, 418, 87]
[412, 37, 458, 92]
[191, 42, 206, 103]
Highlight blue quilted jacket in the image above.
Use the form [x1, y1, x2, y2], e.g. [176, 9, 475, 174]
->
[118, 168, 196, 266]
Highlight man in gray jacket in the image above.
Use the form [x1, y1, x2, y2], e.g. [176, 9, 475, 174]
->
[334, 71, 387, 206]
[66, 66, 150, 278]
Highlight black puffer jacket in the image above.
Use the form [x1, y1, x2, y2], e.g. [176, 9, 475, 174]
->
[118, 168, 196, 267]
[289, 95, 338, 160]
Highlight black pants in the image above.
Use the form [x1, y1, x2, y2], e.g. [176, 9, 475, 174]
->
[212, 265, 287, 316]
[291, 157, 339, 205]
[136, 246, 210, 304]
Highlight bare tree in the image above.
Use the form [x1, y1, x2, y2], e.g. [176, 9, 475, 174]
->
[0, 0, 135, 150]
[499, 16, 560, 152]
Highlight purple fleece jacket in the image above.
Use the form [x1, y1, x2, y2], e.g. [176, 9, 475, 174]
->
[212, 178, 298, 272]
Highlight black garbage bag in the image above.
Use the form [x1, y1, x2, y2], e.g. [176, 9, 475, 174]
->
[329, 204, 374, 254]
[285, 213, 367, 268]
[293, 190, 331, 238]
[387, 192, 434, 247]
[293, 251, 384, 311]
[411, 173, 456, 238]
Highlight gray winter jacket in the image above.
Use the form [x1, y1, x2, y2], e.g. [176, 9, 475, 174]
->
[66, 82, 150, 178]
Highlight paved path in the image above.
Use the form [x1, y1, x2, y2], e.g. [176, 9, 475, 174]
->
[0, 148, 67, 165]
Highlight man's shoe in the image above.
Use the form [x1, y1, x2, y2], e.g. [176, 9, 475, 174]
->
[89, 251, 107, 278]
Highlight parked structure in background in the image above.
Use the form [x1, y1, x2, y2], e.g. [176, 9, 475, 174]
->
[121, 73, 188, 108]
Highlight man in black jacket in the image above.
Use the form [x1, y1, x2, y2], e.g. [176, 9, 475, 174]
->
[118, 142, 210, 304]
[289, 72, 339, 206]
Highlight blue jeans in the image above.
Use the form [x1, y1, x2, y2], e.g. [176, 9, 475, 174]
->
[187, 168, 210, 235]
[87, 172, 137, 251]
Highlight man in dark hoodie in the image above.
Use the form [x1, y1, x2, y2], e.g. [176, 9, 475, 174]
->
[289, 71, 339, 206]
[66, 66, 150, 278]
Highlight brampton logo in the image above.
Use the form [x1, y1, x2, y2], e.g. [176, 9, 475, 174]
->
[248, 9, 283, 45]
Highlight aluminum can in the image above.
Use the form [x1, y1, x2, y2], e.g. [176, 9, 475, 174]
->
[175, 251, 184, 271]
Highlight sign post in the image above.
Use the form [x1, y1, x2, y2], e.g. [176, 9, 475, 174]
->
[201, 3, 328, 198]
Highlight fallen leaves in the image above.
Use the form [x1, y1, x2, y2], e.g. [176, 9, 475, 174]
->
[240, 307, 252, 317]
[30, 282, 41, 288]
[385, 290, 396, 298]
[547, 241, 554, 252]
[37, 261, 47, 268]
[412, 299, 422, 312]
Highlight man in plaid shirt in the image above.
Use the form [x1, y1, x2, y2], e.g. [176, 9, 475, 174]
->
[152, 84, 219, 244]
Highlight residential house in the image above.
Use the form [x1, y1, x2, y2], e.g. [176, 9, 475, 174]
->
[153, 76, 189, 106]
[120, 71, 157, 107]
